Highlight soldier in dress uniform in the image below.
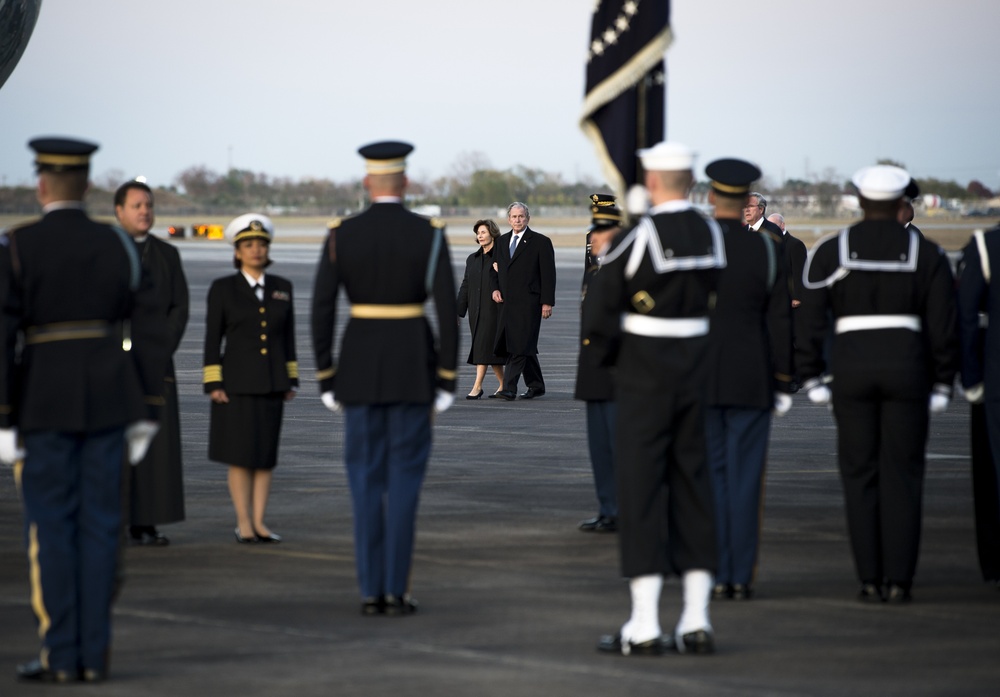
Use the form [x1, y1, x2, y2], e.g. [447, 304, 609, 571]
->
[311, 141, 458, 616]
[797, 164, 958, 603]
[0, 137, 166, 682]
[703, 159, 794, 601]
[574, 194, 622, 534]
[584, 142, 723, 656]
[114, 180, 189, 546]
[203, 214, 298, 544]
[956, 224, 1000, 586]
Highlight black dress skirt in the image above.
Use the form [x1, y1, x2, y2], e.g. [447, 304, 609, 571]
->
[209, 393, 285, 470]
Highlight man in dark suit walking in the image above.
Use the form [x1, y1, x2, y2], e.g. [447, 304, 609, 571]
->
[114, 180, 189, 547]
[490, 202, 556, 400]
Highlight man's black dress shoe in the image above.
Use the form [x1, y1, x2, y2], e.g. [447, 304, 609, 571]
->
[16, 659, 76, 683]
[466, 389, 484, 400]
[80, 667, 106, 683]
[495, 390, 516, 401]
[670, 628, 716, 654]
[730, 583, 753, 600]
[886, 583, 912, 603]
[384, 594, 418, 616]
[234, 527, 257, 544]
[519, 387, 545, 399]
[857, 582, 884, 603]
[255, 530, 282, 543]
[131, 525, 169, 546]
[597, 632, 667, 656]
[578, 515, 617, 533]
[712, 583, 733, 600]
[361, 595, 386, 615]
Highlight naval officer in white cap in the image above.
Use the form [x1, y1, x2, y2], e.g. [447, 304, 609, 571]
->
[584, 141, 725, 656]
[797, 164, 958, 604]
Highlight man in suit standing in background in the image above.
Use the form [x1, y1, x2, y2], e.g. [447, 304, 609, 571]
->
[490, 202, 556, 401]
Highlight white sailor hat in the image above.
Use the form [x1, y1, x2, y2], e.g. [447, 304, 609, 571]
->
[851, 165, 911, 201]
[637, 142, 695, 172]
[224, 213, 274, 244]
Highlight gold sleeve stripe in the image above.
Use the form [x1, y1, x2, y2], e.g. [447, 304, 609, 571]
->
[286, 361, 299, 379]
[437, 368, 457, 380]
[774, 372, 794, 382]
[144, 396, 166, 406]
[316, 367, 336, 381]
[203, 365, 223, 383]
[350, 304, 424, 319]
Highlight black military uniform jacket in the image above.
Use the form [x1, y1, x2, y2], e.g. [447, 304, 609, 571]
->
[582, 201, 725, 392]
[490, 226, 556, 356]
[311, 202, 458, 405]
[0, 207, 166, 432]
[574, 230, 614, 402]
[203, 273, 298, 395]
[957, 225, 1000, 397]
[705, 219, 793, 409]
[796, 219, 958, 394]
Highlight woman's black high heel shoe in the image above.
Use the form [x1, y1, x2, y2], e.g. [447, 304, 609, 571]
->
[466, 389, 484, 400]
[234, 527, 257, 544]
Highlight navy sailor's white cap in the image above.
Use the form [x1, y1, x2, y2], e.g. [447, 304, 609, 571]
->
[637, 142, 695, 172]
[851, 165, 911, 201]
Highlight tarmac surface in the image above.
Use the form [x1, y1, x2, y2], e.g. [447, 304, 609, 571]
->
[1, 239, 998, 696]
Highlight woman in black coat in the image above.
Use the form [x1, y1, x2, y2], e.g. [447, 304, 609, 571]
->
[203, 214, 298, 543]
[456, 219, 505, 398]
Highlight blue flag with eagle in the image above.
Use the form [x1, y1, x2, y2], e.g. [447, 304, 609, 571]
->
[580, 1, 671, 201]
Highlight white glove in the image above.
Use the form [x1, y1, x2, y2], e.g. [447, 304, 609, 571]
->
[433, 389, 455, 415]
[321, 391, 342, 413]
[807, 384, 831, 405]
[125, 420, 159, 465]
[0, 428, 25, 466]
[929, 393, 950, 414]
[626, 184, 650, 216]
[773, 393, 792, 416]
[965, 383, 985, 404]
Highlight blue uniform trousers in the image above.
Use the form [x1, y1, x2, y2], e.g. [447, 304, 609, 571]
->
[586, 400, 617, 519]
[19, 428, 125, 674]
[344, 404, 431, 599]
[705, 406, 771, 586]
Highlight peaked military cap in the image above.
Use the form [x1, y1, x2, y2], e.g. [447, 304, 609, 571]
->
[705, 158, 762, 196]
[589, 193, 622, 231]
[29, 137, 98, 172]
[358, 141, 413, 175]
[224, 213, 274, 244]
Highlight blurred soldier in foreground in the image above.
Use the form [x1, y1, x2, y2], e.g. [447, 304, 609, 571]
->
[797, 164, 958, 603]
[956, 224, 1000, 587]
[311, 141, 458, 615]
[584, 142, 724, 656]
[1, 138, 165, 682]
[574, 194, 622, 534]
[704, 159, 793, 601]
[114, 180, 189, 546]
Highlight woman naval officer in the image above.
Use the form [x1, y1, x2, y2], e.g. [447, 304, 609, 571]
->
[203, 214, 298, 543]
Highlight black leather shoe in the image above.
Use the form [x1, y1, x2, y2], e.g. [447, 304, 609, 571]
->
[671, 628, 716, 654]
[487, 391, 502, 399]
[886, 583, 912, 604]
[81, 667, 107, 683]
[384, 594, 418, 616]
[712, 583, 733, 600]
[16, 659, 76, 683]
[731, 583, 753, 600]
[466, 390, 484, 400]
[578, 515, 617, 533]
[131, 526, 169, 546]
[857, 582, 884, 603]
[597, 632, 667, 656]
[254, 530, 282, 543]
[361, 596, 386, 616]
[519, 387, 545, 399]
[234, 527, 257, 544]
[495, 390, 517, 401]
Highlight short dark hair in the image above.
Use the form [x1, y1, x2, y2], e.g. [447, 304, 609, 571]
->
[114, 180, 154, 208]
[472, 219, 500, 239]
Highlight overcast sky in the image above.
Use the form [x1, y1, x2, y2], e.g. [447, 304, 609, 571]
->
[2, 0, 999, 192]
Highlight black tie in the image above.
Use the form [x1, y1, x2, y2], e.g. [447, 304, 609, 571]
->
[254, 284, 263, 302]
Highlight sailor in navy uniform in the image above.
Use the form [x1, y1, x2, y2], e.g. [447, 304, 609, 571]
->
[702, 159, 794, 601]
[584, 142, 723, 656]
[796, 165, 958, 603]
[0, 138, 166, 682]
[311, 141, 458, 616]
